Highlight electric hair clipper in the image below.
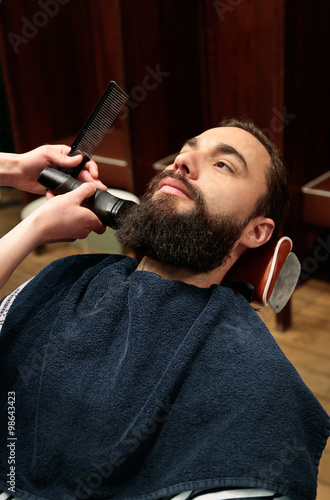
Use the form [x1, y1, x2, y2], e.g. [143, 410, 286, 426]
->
[38, 168, 136, 229]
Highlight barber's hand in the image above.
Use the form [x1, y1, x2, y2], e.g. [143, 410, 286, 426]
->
[33, 182, 106, 243]
[14, 144, 107, 194]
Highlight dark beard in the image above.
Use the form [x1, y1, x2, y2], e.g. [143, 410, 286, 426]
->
[116, 170, 251, 273]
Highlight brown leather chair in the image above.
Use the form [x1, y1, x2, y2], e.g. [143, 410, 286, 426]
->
[224, 236, 301, 315]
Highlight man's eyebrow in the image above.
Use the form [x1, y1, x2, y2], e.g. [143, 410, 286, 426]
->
[215, 143, 248, 171]
[181, 138, 248, 171]
[181, 137, 198, 149]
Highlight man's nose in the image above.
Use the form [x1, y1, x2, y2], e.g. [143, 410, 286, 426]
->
[171, 151, 201, 179]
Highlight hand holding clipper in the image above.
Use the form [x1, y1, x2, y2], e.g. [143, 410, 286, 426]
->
[38, 168, 137, 229]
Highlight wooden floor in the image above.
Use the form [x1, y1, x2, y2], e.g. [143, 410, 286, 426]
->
[1, 199, 329, 499]
[260, 284, 330, 499]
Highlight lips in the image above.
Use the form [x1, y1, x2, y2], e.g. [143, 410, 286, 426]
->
[157, 177, 192, 199]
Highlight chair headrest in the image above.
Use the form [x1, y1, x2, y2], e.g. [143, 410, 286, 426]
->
[224, 237, 301, 313]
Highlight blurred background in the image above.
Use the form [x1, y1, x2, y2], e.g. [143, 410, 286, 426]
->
[0, 0, 329, 259]
[0, 0, 329, 496]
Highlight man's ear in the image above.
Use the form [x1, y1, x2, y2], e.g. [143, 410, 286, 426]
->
[238, 216, 275, 249]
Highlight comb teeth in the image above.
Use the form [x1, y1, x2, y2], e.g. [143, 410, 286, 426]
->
[70, 82, 128, 158]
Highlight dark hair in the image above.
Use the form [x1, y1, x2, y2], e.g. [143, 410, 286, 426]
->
[219, 117, 290, 237]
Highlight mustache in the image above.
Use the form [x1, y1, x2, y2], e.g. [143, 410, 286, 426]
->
[145, 169, 203, 204]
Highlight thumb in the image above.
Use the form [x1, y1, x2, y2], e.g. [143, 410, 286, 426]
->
[72, 182, 97, 205]
[45, 149, 83, 168]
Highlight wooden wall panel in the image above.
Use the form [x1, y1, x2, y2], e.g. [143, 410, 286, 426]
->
[0, 0, 135, 192]
[283, 0, 330, 255]
[0, 0, 287, 197]
[119, 0, 204, 196]
[85, 0, 135, 193]
[0, 0, 100, 151]
[199, 0, 285, 150]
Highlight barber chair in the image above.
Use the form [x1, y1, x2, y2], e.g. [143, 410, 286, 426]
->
[224, 236, 301, 317]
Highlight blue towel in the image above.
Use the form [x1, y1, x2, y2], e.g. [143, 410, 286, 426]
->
[0, 254, 329, 500]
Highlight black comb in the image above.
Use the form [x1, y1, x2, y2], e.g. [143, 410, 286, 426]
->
[58, 80, 129, 177]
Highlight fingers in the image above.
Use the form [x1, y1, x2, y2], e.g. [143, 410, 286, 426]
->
[67, 183, 106, 233]
[77, 158, 108, 190]
[93, 224, 107, 235]
[73, 183, 106, 233]
[71, 181, 97, 204]
[43, 144, 72, 155]
[46, 149, 83, 169]
[78, 169, 108, 190]
[45, 147, 107, 189]
[38, 145, 107, 186]
[85, 158, 98, 178]
[45, 182, 106, 236]
[45, 190, 54, 200]
[46, 182, 97, 206]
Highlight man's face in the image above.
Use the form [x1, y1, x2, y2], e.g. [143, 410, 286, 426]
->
[116, 127, 271, 272]
[157, 126, 270, 218]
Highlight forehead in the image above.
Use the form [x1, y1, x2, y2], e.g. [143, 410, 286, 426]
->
[195, 126, 271, 172]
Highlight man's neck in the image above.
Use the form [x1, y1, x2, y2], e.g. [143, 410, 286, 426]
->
[136, 256, 237, 288]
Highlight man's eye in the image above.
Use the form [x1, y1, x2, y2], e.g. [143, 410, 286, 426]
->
[216, 161, 232, 172]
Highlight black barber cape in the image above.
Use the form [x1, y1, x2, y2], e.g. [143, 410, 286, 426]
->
[0, 254, 329, 500]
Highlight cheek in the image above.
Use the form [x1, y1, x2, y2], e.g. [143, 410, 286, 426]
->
[206, 184, 258, 218]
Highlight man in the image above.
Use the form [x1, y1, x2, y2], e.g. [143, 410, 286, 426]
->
[0, 118, 329, 500]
